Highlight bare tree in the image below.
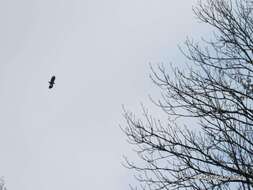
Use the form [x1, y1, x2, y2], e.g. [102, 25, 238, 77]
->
[0, 179, 7, 190]
[122, 0, 253, 190]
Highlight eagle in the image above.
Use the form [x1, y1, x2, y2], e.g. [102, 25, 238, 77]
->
[49, 76, 56, 89]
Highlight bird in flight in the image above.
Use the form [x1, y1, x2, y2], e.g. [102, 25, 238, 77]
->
[49, 76, 56, 89]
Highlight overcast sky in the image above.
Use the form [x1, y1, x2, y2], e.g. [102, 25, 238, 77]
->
[0, 0, 210, 190]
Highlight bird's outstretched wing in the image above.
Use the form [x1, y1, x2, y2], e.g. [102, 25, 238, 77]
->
[51, 76, 56, 83]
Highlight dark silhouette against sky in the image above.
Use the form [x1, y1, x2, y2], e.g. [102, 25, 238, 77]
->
[49, 76, 56, 89]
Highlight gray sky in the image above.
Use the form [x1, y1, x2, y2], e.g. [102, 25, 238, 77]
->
[0, 0, 208, 190]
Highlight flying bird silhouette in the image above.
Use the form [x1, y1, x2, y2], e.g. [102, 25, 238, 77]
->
[49, 76, 56, 89]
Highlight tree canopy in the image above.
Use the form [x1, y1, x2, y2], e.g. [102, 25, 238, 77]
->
[122, 0, 253, 189]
